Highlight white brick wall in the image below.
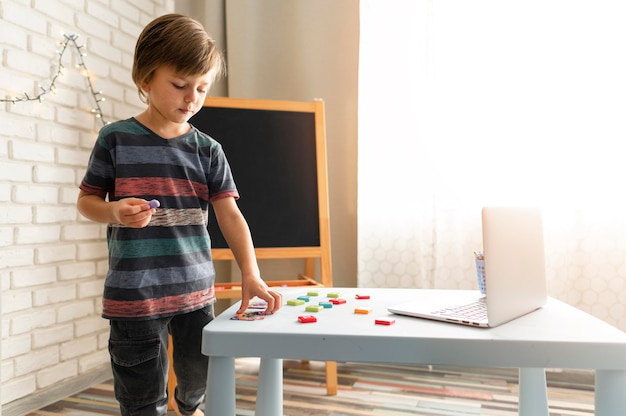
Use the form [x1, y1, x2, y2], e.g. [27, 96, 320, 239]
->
[1, 0, 175, 408]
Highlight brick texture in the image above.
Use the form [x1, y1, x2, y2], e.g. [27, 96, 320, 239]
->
[1, 0, 175, 407]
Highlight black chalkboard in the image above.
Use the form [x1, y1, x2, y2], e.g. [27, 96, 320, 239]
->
[190, 98, 321, 249]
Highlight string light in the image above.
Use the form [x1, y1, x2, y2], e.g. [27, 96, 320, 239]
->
[1, 33, 107, 126]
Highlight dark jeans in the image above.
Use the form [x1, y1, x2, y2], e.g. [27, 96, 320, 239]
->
[108, 306, 214, 416]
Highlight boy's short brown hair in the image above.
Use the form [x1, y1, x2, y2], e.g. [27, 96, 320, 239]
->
[132, 14, 225, 102]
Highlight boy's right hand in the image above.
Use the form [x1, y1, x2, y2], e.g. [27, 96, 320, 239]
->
[113, 198, 156, 228]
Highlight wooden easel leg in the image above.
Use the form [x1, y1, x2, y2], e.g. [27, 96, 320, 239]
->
[304, 258, 316, 280]
[167, 335, 177, 411]
[302, 259, 337, 394]
[325, 361, 338, 395]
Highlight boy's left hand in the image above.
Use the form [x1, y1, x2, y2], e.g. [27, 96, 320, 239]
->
[238, 276, 283, 315]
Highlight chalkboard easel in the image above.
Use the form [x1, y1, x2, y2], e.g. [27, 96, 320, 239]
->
[190, 96, 333, 297]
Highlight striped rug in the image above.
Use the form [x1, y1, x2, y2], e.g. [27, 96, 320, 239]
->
[28, 359, 595, 415]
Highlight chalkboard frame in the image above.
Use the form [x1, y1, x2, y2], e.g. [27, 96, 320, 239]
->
[195, 96, 332, 290]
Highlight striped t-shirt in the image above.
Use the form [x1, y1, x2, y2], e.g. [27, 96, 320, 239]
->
[80, 118, 239, 320]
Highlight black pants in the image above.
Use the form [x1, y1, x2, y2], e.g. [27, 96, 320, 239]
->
[108, 306, 214, 415]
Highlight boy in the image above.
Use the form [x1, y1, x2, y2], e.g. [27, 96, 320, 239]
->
[77, 14, 283, 416]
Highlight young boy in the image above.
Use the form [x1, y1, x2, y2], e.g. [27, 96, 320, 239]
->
[77, 14, 283, 416]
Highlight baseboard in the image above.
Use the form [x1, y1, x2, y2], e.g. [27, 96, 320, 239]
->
[1, 364, 113, 416]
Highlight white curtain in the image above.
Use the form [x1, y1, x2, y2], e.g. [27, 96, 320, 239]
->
[358, 0, 626, 330]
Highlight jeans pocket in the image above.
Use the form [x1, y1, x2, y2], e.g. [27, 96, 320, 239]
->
[109, 337, 166, 408]
[109, 338, 161, 367]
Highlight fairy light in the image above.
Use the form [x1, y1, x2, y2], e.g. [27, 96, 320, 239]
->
[1, 33, 107, 126]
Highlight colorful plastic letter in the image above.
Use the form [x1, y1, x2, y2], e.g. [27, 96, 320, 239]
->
[298, 315, 317, 323]
[306, 304, 324, 312]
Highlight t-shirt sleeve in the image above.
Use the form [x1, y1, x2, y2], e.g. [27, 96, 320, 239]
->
[206, 141, 240, 203]
[79, 133, 115, 199]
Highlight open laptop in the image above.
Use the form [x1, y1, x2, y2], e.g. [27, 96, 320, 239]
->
[388, 207, 547, 328]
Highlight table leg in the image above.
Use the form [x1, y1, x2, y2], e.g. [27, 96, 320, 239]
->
[205, 356, 236, 416]
[255, 358, 284, 416]
[595, 369, 626, 415]
[518, 368, 548, 416]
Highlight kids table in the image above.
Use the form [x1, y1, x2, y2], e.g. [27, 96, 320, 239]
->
[202, 288, 626, 416]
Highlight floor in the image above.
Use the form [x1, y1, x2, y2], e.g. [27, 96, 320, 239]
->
[28, 359, 595, 415]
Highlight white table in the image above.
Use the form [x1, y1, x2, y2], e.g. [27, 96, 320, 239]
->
[201, 288, 626, 415]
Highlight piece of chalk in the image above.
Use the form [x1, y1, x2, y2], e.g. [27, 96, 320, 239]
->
[148, 199, 160, 209]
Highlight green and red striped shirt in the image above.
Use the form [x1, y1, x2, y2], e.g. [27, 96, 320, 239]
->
[80, 118, 238, 320]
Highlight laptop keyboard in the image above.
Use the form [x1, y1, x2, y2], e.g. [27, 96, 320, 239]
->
[432, 299, 487, 321]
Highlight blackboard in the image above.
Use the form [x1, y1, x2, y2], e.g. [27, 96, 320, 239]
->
[189, 97, 332, 287]
[191, 105, 318, 248]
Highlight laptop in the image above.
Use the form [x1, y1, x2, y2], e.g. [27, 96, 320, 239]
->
[388, 207, 547, 328]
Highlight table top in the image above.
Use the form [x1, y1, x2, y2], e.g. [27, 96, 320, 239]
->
[202, 287, 626, 370]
